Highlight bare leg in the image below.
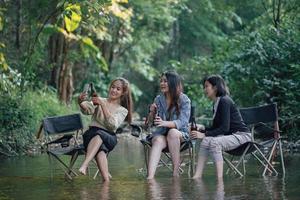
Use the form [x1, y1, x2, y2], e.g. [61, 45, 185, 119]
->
[167, 129, 182, 177]
[193, 137, 210, 179]
[79, 135, 103, 175]
[215, 161, 223, 180]
[147, 136, 167, 179]
[95, 151, 110, 182]
[192, 155, 207, 179]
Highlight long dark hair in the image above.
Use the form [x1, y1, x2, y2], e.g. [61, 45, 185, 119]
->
[109, 77, 133, 124]
[202, 74, 229, 97]
[161, 71, 183, 115]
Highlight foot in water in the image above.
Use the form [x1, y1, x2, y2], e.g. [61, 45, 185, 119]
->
[79, 166, 87, 175]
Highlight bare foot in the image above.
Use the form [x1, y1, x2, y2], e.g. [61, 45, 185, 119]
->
[79, 166, 87, 175]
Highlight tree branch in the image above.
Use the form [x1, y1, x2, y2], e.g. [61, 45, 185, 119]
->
[24, 1, 66, 66]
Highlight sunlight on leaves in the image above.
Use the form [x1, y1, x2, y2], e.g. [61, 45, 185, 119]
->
[64, 4, 82, 32]
[108, 1, 132, 20]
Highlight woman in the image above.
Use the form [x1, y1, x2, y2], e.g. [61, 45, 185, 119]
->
[78, 77, 133, 182]
[147, 71, 191, 179]
[190, 75, 251, 180]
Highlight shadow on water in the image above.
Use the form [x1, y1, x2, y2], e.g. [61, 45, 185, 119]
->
[0, 135, 300, 199]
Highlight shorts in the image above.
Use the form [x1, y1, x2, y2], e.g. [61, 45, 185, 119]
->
[146, 128, 190, 151]
[149, 127, 189, 141]
[83, 126, 117, 154]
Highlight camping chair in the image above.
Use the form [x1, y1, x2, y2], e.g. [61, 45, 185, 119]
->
[37, 113, 85, 180]
[224, 103, 286, 177]
[130, 104, 196, 177]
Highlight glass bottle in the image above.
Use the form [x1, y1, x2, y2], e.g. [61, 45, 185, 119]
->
[190, 103, 197, 146]
[90, 83, 98, 97]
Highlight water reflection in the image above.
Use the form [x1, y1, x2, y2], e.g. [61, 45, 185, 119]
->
[263, 177, 287, 200]
[147, 179, 163, 200]
[147, 178, 183, 200]
[79, 182, 110, 200]
[193, 179, 224, 200]
[0, 137, 299, 200]
[147, 178, 225, 200]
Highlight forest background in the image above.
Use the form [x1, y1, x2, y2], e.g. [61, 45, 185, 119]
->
[0, 0, 299, 156]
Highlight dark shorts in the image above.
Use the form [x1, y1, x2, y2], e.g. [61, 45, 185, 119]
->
[83, 126, 117, 154]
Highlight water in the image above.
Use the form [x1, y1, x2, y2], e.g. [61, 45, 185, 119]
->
[0, 135, 300, 200]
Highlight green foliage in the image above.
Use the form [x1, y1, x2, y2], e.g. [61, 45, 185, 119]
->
[0, 67, 22, 95]
[64, 3, 82, 33]
[221, 24, 300, 139]
[1, 0, 300, 156]
[0, 88, 81, 156]
[0, 93, 34, 156]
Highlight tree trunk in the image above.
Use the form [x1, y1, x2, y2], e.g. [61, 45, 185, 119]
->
[48, 33, 65, 88]
[15, 0, 21, 49]
[58, 39, 73, 105]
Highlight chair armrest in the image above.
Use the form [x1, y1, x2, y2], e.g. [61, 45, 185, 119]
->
[254, 122, 282, 134]
[47, 135, 74, 147]
[130, 124, 143, 138]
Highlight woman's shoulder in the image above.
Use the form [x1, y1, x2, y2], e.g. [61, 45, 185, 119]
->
[180, 93, 191, 103]
[154, 94, 163, 100]
[219, 95, 234, 105]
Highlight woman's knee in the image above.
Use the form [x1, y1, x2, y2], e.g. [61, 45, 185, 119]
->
[200, 137, 212, 148]
[152, 136, 167, 147]
[96, 151, 107, 159]
[166, 129, 181, 141]
[209, 138, 222, 153]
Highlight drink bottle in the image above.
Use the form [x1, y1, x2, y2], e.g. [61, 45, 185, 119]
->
[90, 83, 98, 97]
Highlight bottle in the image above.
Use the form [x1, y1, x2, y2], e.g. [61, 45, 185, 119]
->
[191, 116, 197, 131]
[153, 106, 159, 126]
[90, 83, 98, 106]
[190, 103, 197, 146]
[190, 104, 197, 131]
[90, 83, 98, 97]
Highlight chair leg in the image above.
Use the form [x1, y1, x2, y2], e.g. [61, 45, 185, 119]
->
[278, 139, 286, 176]
[160, 156, 173, 171]
[231, 144, 251, 175]
[243, 157, 246, 175]
[251, 152, 273, 174]
[163, 152, 179, 172]
[47, 152, 53, 179]
[144, 144, 149, 175]
[50, 153, 77, 180]
[67, 152, 79, 177]
[224, 157, 243, 177]
[224, 144, 250, 176]
[189, 143, 195, 177]
[253, 144, 278, 176]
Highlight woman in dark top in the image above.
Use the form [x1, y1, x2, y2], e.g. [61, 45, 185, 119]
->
[190, 75, 251, 180]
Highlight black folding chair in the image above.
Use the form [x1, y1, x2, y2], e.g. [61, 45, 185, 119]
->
[38, 113, 85, 180]
[224, 103, 286, 177]
[130, 124, 195, 177]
